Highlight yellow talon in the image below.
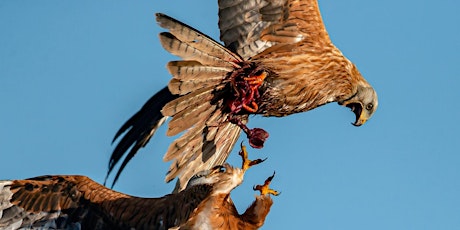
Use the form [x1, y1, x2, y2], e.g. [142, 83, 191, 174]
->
[239, 143, 265, 171]
[253, 172, 280, 196]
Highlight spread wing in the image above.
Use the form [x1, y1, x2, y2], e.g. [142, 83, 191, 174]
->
[109, 13, 247, 191]
[0, 175, 213, 229]
[108, 0, 352, 192]
[218, 0, 331, 58]
[156, 13, 246, 190]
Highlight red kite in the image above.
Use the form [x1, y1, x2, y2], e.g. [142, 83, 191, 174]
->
[0, 147, 278, 229]
[108, 0, 378, 190]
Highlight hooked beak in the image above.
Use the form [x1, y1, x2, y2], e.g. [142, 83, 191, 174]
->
[345, 102, 368, 126]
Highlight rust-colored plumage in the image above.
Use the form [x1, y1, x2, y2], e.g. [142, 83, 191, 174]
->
[108, 0, 378, 190]
[0, 147, 277, 230]
[0, 175, 211, 229]
[180, 173, 278, 230]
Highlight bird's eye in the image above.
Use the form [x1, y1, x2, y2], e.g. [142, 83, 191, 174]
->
[211, 165, 226, 173]
[366, 103, 373, 111]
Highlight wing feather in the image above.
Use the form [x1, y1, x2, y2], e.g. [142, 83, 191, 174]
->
[168, 77, 223, 95]
[218, 0, 284, 58]
[167, 61, 231, 79]
[0, 175, 214, 229]
[107, 87, 176, 188]
[166, 102, 216, 137]
[159, 32, 235, 68]
[110, 12, 257, 191]
[156, 13, 242, 63]
[162, 86, 216, 117]
[165, 112, 244, 188]
[218, 0, 331, 58]
[139, 13, 245, 191]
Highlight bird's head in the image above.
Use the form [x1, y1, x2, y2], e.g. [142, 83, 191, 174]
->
[339, 84, 378, 126]
[185, 164, 244, 195]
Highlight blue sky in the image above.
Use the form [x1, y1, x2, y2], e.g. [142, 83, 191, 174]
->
[1, 1, 459, 229]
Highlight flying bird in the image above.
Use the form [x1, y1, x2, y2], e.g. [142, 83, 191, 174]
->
[0, 146, 278, 230]
[107, 0, 378, 190]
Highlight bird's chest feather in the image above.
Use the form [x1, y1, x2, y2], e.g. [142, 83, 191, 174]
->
[257, 57, 355, 116]
[189, 201, 215, 230]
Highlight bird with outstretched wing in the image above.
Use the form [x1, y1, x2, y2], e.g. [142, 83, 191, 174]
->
[107, 0, 378, 190]
[0, 146, 278, 230]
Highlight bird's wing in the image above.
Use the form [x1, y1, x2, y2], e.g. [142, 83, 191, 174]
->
[0, 175, 214, 229]
[155, 13, 247, 190]
[0, 175, 127, 229]
[108, 86, 177, 188]
[107, 0, 338, 190]
[218, 0, 331, 59]
[107, 12, 248, 190]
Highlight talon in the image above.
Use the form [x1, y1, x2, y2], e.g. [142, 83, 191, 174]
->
[239, 143, 266, 171]
[253, 172, 280, 196]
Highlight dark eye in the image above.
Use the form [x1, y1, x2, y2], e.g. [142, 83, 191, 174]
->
[212, 165, 226, 173]
[366, 103, 373, 111]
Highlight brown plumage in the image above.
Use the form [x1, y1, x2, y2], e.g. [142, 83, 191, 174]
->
[107, 0, 378, 190]
[0, 147, 278, 230]
[180, 172, 278, 230]
[0, 175, 211, 229]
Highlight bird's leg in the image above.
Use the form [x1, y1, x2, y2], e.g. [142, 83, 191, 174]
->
[253, 172, 280, 196]
[239, 143, 266, 171]
[228, 115, 269, 149]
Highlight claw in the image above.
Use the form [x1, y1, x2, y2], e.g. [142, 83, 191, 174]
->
[253, 172, 280, 196]
[239, 143, 266, 171]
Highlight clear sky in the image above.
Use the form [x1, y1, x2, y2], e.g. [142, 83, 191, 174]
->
[1, 1, 459, 229]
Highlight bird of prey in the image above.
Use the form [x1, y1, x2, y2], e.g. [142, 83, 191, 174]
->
[107, 0, 378, 190]
[0, 146, 278, 230]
